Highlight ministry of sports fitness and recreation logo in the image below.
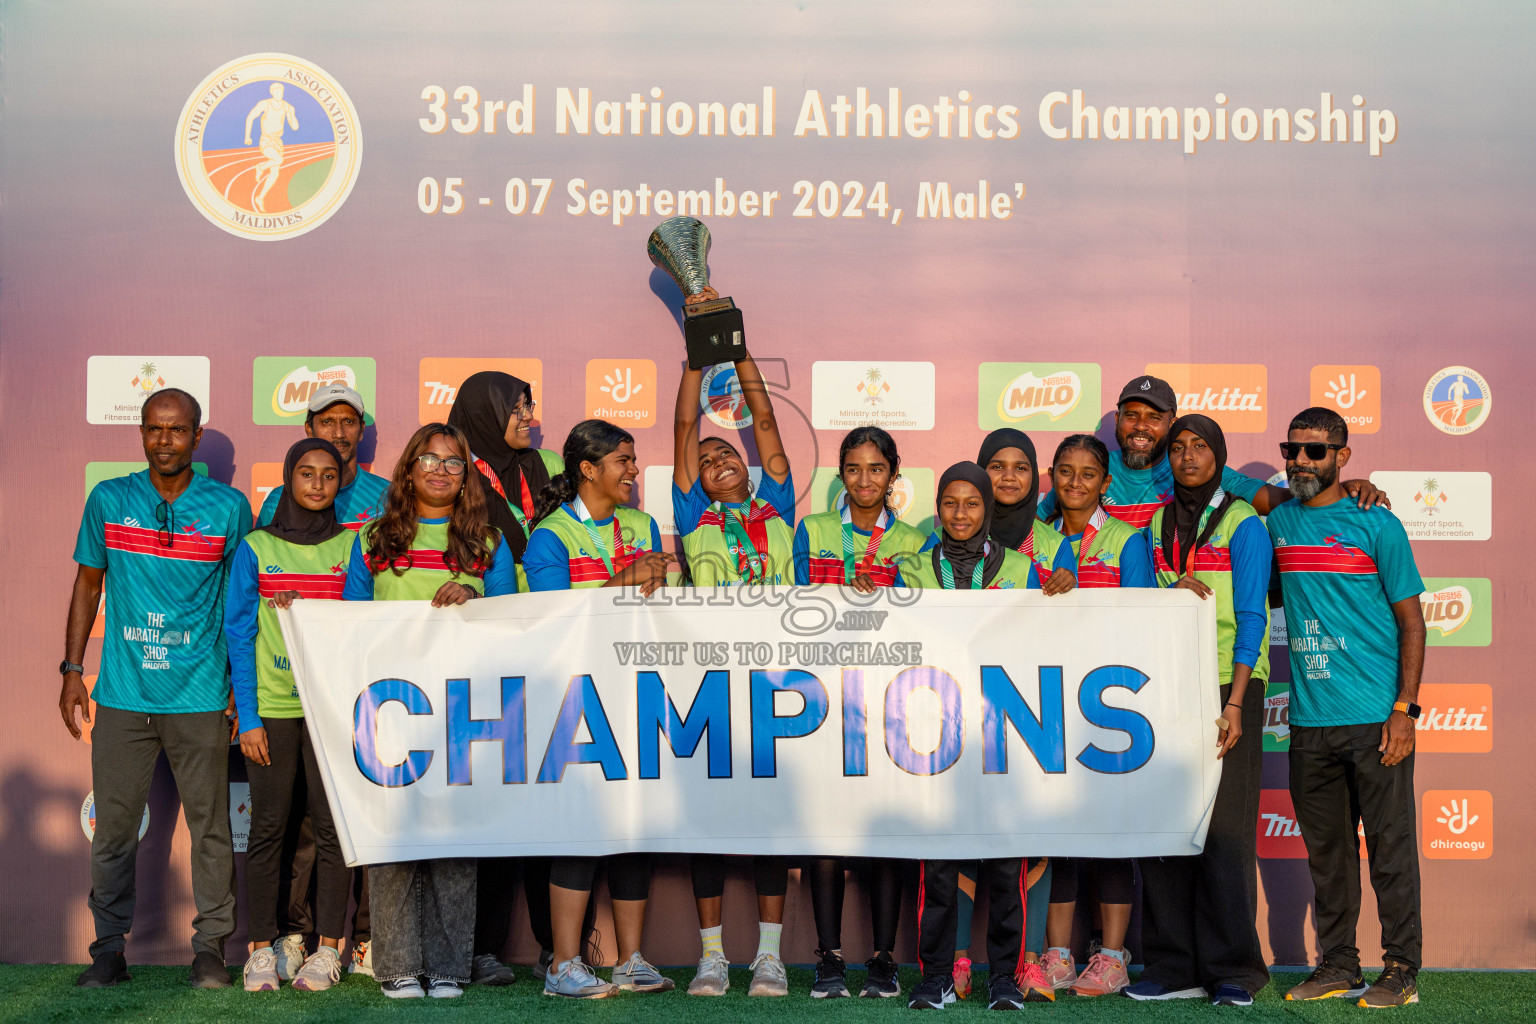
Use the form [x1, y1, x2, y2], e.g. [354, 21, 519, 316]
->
[175, 54, 362, 241]
[251, 356, 376, 425]
[977, 363, 1100, 431]
[1423, 365, 1491, 436]
[85, 356, 212, 425]
[812, 361, 935, 431]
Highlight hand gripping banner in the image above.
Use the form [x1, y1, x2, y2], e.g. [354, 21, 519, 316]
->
[281, 586, 1223, 866]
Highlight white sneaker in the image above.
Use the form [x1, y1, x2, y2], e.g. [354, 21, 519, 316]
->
[689, 950, 730, 995]
[428, 979, 464, 998]
[273, 933, 307, 981]
[291, 946, 342, 991]
[748, 952, 789, 997]
[381, 977, 425, 998]
[611, 950, 675, 993]
[242, 947, 280, 992]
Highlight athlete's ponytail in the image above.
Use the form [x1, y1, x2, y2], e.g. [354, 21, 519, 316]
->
[533, 418, 636, 525]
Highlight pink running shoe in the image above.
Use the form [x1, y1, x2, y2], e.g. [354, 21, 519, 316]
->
[1040, 948, 1077, 990]
[952, 957, 972, 1000]
[1069, 952, 1130, 997]
[1014, 961, 1056, 1002]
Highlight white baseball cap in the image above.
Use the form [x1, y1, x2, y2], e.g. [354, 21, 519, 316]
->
[308, 382, 366, 416]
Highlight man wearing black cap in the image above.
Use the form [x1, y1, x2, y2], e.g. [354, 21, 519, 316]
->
[1039, 376, 1385, 529]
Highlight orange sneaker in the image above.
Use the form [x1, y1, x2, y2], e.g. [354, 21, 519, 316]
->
[1040, 948, 1076, 990]
[1014, 960, 1056, 1002]
[1069, 952, 1129, 997]
[952, 957, 972, 1000]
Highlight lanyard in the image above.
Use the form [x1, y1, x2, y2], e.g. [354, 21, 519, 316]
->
[474, 457, 535, 515]
[841, 507, 890, 584]
[937, 543, 988, 590]
[714, 501, 765, 583]
[1078, 507, 1109, 562]
[573, 497, 622, 579]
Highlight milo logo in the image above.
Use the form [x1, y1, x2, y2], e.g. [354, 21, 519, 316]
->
[1421, 584, 1471, 637]
[1418, 578, 1490, 647]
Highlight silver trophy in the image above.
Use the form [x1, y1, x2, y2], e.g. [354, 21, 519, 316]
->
[647, 216, 746, 369]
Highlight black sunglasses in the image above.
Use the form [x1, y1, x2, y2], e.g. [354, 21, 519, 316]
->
[154, 500, 174, 548]
[1279, 441, 1345, 461]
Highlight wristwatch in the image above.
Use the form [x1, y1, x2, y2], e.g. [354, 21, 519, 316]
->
[1392, 701, 1421, 719]
[60, 660, 86, 676]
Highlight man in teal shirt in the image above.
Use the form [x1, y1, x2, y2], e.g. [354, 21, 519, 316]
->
[1267, 407, 1425, 1010]
[60, 389, 250, 989]
[257, 383, 388, 532]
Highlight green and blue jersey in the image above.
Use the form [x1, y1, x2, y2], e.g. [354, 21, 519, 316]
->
[343, 518, 517, 601]
[258, 468, 389, 532]
[1039, 449, 1264, 529]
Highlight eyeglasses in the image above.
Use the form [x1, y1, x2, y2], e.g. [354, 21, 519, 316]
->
[1279, 441, 1345, 461]
[416, 453, 467, 475]
[512, 398, 537, 418]
[154, 500, 175, 548]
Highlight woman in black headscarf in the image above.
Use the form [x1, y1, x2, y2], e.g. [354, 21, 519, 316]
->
[444, 370, 559, 982]
[976, 429, 1077, 594]
[446, 370, 561, 558]
[226, 438, 355, 991]
[1131, 413, 1272, 1006]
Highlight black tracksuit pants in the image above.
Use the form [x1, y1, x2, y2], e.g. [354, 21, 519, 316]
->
[917, 858, 1025, 979]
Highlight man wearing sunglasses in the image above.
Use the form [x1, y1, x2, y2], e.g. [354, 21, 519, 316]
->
[1265, 407, 1426, 1010]
[61, 388, 252, 990]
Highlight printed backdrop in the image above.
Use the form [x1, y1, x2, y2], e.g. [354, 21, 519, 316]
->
[0, 0, 1529, 968]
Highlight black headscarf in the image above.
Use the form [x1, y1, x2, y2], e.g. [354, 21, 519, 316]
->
[1161, 414, 1236, 576]
[255, 438, 346, 546]
[976, 428, 1038, 551]
[932, 462, 1007, 589]
[445, 371, 542, 558]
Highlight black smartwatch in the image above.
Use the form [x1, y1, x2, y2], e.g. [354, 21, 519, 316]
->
[1392, 701, 1421, 720]
[60, 660, 86, 676]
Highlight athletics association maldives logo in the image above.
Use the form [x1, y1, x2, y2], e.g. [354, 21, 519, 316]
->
[1423, 366, 1491, 435]
[175, 54, 362, 240]
[701, 364, 752, 430]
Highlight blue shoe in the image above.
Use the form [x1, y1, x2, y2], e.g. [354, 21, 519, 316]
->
[544, 957, 614, 999]
[1211, 984, 1254, 1006]
[1123, 980, 1208, 1000]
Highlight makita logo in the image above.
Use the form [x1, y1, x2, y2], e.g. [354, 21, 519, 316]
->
[1175, 387, 1263, 413]
[1415, 684, 1493, 753]
[1418, 706, 1487, 732]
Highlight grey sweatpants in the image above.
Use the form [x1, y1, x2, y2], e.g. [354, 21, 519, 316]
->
[88, 705, 235, 959]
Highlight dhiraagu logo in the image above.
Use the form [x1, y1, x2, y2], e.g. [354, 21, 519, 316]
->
[252, 357, 375, 425]
[978, 363, 1100, 430]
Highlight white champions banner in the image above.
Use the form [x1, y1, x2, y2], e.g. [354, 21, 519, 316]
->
[281, 587, 1223, 866]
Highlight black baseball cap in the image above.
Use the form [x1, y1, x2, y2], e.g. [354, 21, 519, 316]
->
[1117, 375, 1177, 413]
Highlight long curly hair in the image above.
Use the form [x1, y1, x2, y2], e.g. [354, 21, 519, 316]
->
[366, 423, 496, 577]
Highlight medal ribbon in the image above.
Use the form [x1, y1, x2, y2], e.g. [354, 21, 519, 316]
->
[937, 542, 988, 590]
[474, 456, 535, 515]
[715, 501, 765, 583]
[574, 498, 623, 579]
[840, 506, 891, 584]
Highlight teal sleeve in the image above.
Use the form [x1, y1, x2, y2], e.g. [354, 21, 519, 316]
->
[1373, 513, 1425, 605]
[1220, 465, 1265, 504]
[74, 485, 109, 568]
[257, 486, 281, 527]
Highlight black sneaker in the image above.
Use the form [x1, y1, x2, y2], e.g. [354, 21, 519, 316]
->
[189, 950, 232, 989]
[75, 951, 129, 988]
[811, 950, 850, 999]
[472, 953, 516, 985]
[1285, 959, 1367, 1001]
[908, 973, 956, 1009]
[988, 973, 1025, 1010]
[861, 951, 901, 998]
[1359, 962, 1419, 1008]
[531, 948, 554, 981]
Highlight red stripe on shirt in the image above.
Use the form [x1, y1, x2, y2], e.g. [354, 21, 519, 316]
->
[1276, 545, 1378, 575]
[568, 548, 644, 583]
[1076, 561, 1122, 588]
[104, 523, 226, 563]
[258, 573, 347, 599]
[1104, 502, 1164, 529]
[365, 549, 486, 577]
[805, 556, 901, 587]
[1153, 544, 1232, 575]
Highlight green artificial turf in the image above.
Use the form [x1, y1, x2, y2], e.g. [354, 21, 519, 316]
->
[0, 964, 1530, 1024]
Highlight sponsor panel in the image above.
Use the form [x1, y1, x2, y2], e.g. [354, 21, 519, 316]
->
[80, 792, 150, 842]
[585, 360, 657, 426]
[1423, 366, 1491, 436]
[1415, 684, 1492, 753]
[1262, 680, 1290, 752]
[252, 357, 375, 425]
[1368, 471, 1491, 541]
[229, 782, 252, 854]
[1309, 365, 1380, 434]
[1258, 789, 1366, 859]
[85, 356, 212, 425]
[809, 466, 934, 530]
[1423, 790, 1492, 859]
[1420, 577, 1492, 646]
[977, 362, 1101, 431]
[174, 53, 363, 241]
[1143, 363, 1267, 432]
[250, 462, 285, 514]
[418, 358, 543, 426]
[811, 361, 936, 431]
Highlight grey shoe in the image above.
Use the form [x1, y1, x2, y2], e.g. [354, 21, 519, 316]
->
[748, 952, 788, 997]
[544, 957, 614, 999]
[242, 947, 279, 992]
[291, 947, 342, 992]
[273, 933, 307, 981]
[688, 950, 731, 996]
[471, 953, 516, 986]
[612, 951, 676, 993]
